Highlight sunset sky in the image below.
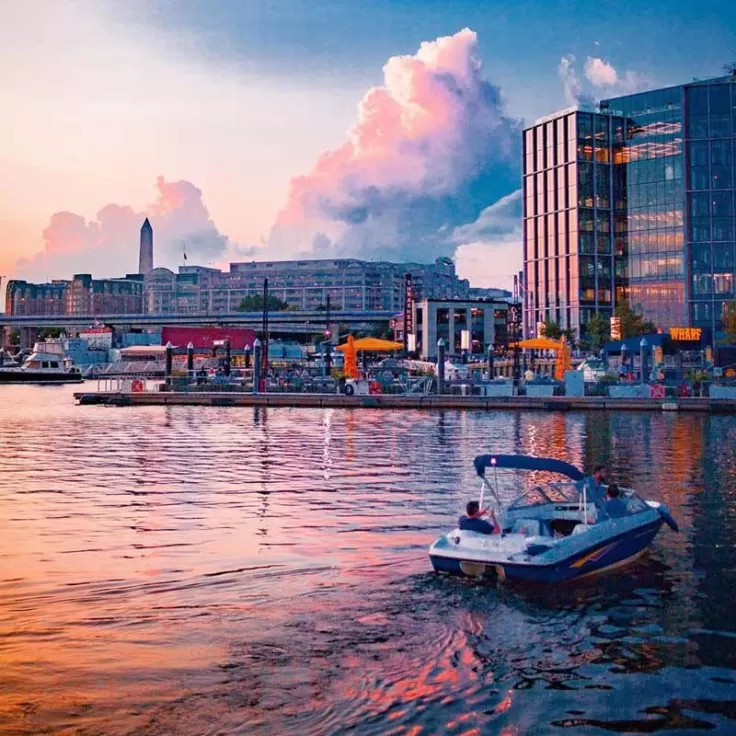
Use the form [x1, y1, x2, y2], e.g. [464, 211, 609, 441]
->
[1, 0, 734, 292]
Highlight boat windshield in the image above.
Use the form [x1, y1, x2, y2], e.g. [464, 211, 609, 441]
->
[508, 480, 652, 517]
[508, 481, 580, 509]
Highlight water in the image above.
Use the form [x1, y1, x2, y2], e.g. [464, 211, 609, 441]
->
[1, 385, 736, 735]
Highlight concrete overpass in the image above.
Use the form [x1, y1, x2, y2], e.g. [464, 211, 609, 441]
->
[0, 310, 396, 347]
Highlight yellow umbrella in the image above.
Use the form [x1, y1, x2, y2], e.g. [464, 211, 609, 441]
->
[335, 337, 403, 352]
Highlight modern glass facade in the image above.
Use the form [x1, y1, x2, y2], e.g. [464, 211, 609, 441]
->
[601, 86, 687, 330]
[524, 73, 736, 343]
[683, 79, 735, 339]
[523, 107, 624, 338]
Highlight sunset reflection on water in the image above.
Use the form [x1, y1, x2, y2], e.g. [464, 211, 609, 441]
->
[1, 385, 736, 734]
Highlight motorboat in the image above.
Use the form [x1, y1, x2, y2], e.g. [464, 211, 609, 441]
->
[429, 454, 679, 584]
[0, 350, 82, 384]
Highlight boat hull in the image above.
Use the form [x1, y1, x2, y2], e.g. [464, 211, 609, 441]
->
[430, 518, 663, 584]
[0, 370, 83, 384]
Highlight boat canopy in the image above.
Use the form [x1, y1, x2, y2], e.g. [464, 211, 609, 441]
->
[473, 454, 585, 481]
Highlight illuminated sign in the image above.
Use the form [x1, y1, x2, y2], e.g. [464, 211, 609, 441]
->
[403, 273, 414, 353]
[669, 327, 702, 341]
[610, 317, 621, 341]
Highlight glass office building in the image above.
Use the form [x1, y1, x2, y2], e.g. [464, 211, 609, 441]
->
[523, 107, 625, 337]
[524, 73, 736, 343]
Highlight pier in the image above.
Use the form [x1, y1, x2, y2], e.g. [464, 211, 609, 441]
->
[74, 389, 736, 412]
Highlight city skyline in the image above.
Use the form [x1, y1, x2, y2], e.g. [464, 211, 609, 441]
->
[2, 0, 734, 293]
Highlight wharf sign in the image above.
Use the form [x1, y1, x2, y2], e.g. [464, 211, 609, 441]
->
[669, 327, 702, 342]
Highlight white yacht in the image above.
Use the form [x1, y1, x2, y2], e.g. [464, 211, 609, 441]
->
[0, 346, 82, 384]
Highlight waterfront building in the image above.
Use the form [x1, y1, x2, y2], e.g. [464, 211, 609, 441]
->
[523, 72, 736, 343]
[65, 274, 144, 315]
[415, 298, 509, 359]
[142, 256, 471, 315]
[4, 279, 68, 316]
[5, 274, 144, 317]
[138, 218, 154, 276]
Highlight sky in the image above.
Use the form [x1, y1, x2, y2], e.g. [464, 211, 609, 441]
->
[1, 0, 734, 295]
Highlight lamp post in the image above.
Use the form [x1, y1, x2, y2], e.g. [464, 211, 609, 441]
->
[437, 338, 446, 395]
[262, 278, 269, 370]
[253, 338, 262, 394]
[621, 343, 628, 379]
[324, 294, 332, 376]
[639, 337, 649, 384]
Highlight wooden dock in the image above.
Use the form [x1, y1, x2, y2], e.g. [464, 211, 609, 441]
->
[74, 390, 736, 413]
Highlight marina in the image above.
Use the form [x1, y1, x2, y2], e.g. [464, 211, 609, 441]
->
[2, 6, 735, 732]
[1, 384, 736, 734]
[74, 387, 736, 412]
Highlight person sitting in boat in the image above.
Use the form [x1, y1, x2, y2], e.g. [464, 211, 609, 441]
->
[458, 501, 501, 535]
[601, 483, 628, 519]
[590, 464, 608, 504]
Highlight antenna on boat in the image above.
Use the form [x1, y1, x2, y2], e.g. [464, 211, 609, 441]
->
[479, 456, 502, 513]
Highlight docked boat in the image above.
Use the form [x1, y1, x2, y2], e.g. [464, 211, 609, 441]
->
[429, 454, 679, 584]
[0, 350, 82, 384]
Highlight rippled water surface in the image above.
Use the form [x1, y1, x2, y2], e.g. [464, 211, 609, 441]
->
[1, 385, 736, 734]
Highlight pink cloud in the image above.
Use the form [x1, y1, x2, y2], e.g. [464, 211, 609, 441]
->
[13, 177, 229, 281]
[269, 28, 519, 261]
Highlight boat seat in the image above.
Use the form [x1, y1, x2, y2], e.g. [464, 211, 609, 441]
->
[511, 518, 549, 537]
[571, 523, 590, 535]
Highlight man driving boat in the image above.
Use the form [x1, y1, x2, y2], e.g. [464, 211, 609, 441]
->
[459, 501, 501, 535]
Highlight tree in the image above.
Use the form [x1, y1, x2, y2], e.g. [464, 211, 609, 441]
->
[723, 301, 736, 345]
[584, 313, 610, 353]
[540, 319, 562, 340]
[235, 294, 290, 312]
[615, 299, 656, 339]
[37, 327, 64, 340]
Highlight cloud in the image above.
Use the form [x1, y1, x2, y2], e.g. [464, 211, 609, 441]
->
[584, 57, 618, 87]
[452, 189, 522, 290]
[269, 28, 521, 265]
[13, 177, 230, 280]
[585, 56, 651, 94]
[561, 55, 651, 105]
[558, 54, 595, 107]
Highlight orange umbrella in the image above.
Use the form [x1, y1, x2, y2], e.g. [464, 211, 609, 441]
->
[336, 337, 403, 352]
[554, 336, 572, 380]
[343, 335, 358, 378]
[508, 337, 564, 351]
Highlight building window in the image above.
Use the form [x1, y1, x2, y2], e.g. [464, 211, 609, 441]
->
[714, 273, 734, 295]
[713, 243, 735, 270]
[690, 217, 710, 242]
[578, 163, 594, 207]
[713, 218, 734, 242]
[690, 243, 712, 272]
[692, 302, 712, 322]
[692, 273, 712, 296]
[687, 115, 709, 139]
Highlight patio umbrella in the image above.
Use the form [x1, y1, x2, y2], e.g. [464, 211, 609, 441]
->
[343, 335, 358, 378]
[336, 337, 403, 352]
